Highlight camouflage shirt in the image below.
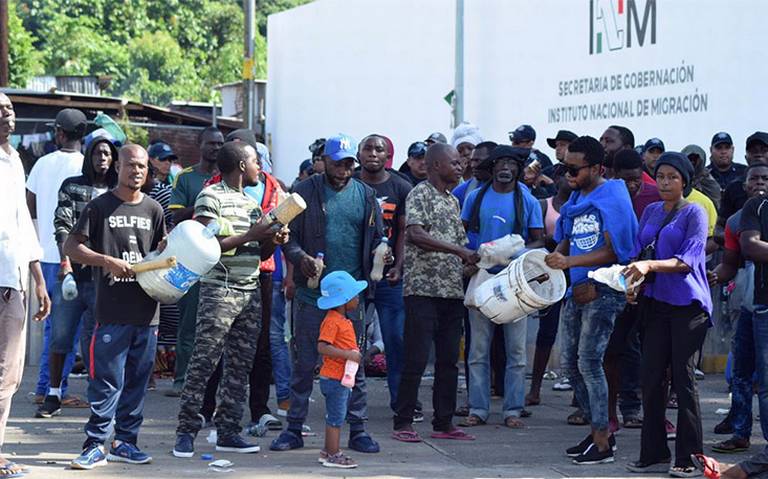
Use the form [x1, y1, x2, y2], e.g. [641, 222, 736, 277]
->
[194, 181, 263, 290]
[403, 181, 467, 299]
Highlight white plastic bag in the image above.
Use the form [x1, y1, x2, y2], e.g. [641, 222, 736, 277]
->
[476, 234, 525, 270]
[464, 268, 493, 308]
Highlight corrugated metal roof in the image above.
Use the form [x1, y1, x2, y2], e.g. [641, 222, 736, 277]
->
[27, 76, 102, 96]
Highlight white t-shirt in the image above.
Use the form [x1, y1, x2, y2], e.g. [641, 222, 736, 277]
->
[26, 150, 84, 263]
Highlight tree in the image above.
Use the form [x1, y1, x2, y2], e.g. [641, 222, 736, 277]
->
[8, 1, 42, 87]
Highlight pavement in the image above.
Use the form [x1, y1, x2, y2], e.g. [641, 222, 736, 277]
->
[2, 366, 762, 478]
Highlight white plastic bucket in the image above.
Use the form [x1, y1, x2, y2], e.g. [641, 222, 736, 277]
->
[474, 249, 566, 324]
[136, 220, 221, 304]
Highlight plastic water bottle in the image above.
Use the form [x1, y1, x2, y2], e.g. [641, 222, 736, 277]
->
[587, 265, 627, 292]
[370, 237, 389, 282]
[341, 359, 359, 388]
[306, 252, 325, 289]
[62, 273, 78, 301]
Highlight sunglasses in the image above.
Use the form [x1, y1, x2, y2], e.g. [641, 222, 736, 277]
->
[563, 164, 591, 177]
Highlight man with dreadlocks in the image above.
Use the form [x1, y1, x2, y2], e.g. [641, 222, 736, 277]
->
[459, 145, 544, 429]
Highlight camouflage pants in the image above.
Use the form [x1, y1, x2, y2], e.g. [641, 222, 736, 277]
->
[176, 283, 262, 437]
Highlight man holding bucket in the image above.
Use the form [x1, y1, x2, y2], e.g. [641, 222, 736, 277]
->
[545, 136, 637, 465]
[459, 145, 544, 429]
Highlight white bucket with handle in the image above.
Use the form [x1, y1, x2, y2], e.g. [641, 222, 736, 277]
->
[135, 220, 221, 304]
[473, 249, 566, 324]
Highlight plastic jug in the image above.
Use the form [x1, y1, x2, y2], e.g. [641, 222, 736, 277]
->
[370, 237, 389, 282]
[588, 265, 630, 292]
[62, 273, 78, 301]
[135, 220, 222, 303]
[341, 359, 358, 388]
[306, 253, 325, 289]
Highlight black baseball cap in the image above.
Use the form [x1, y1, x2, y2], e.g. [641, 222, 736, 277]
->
[54, 108, 87, 135]
[546, 130, 578, 149]
[711, 132, 733, 147]
[408, 141, 427, 158]
[747, 132, 768, 149]
[424, 132, 447, 144]
[643, 137, 665, 153]
[299, 159, 313, 174]
[147, 141, 177, 161]
[509, 124, 536, 143]
[489, 145, 529, 164]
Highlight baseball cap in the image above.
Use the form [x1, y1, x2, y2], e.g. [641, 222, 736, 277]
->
[408, 141, 427, 158]
[509, 124, 536, 143]
[147, 141, 177, 161]
[546, 130, 578, 149]
[489, 145, 529, 164]
[644, 138, 665, 153]
[711, 132, 733, 147]
[299, 159, 313, 175]
[747, 132, 768, 149]
[54, 108, 87, 135]
[323, 133, 357, 162]
[424, 132, 447, 144]
[225, 129, 258, 149]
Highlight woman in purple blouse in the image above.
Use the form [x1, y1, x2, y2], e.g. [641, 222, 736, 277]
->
[622, 152, 711, 477]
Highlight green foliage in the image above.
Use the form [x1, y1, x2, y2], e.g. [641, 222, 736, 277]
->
[10, 0, 312, 104]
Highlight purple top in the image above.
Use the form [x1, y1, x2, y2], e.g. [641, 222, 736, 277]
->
[632, 201, 712, 318]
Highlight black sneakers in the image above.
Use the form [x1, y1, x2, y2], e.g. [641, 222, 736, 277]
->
[35, 395, 62, 418]
[566, 434, 616, 461]
[573, 442, 615, 465]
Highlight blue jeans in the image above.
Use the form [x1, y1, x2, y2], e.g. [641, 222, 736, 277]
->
[84, 323, 157, 447]
[319, 377, 351, 428]
[50, 281, 96, 370]
[468, 309, 527, 420]
[269, 280, 291, 402]
[560, 285, 625, 431]
[287, 299, 368, 433]
[732, 308, 756, 439]
[35, 262, 75, 396]
[369, 280, 405, 409]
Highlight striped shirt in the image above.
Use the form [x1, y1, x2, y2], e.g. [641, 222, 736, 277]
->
[194, 181, 263, 290]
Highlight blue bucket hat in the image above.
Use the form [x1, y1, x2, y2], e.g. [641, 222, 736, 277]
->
[317, 271, 367, 310]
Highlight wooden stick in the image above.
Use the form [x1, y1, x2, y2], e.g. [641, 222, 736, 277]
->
[132, 256, 177, 273]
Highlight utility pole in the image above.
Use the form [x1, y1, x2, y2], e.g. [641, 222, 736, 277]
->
[0, 0, 9, 87]
[453, 0, 464, 127]
[243, 0, 255, 130]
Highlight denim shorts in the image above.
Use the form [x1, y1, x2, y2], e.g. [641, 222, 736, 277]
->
[319, 377, 351, 428]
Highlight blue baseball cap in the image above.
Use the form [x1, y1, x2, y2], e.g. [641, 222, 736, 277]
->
[147, 141, 177, 161]
[323, 133, 357, 162]
[407, 141, 427, 158]
[711, 132, 733, 147]
[317, 271, 368, 310]
[509, 124, 536, 143]
[644, 138, 665, 153]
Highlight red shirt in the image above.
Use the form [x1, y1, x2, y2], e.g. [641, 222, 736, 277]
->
[632, 182, 662, 219]
[642, 171, 656, 185]
[318, 310, 358, 381]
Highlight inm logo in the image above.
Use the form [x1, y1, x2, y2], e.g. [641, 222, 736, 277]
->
[589, 0, 657, 55]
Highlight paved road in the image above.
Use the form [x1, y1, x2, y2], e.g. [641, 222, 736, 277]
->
[2, 366, 759, 478]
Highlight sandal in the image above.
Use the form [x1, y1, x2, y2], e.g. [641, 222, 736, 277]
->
[0, 462, 24, 478]
[626, 459, 671, 474]
[567, 409, 589, 426]
[454, 405, 469, 417]
[61, 396, 89, 408]
[691, 454, 721, 479]
[458, 414, 486, 427]
[711, 437, 750, 453]
[520, 409, 532, 418]
[321, 451, 357, 469]
[669, 465, 702, 477]
[430, 428, 475, 440]
[504, 417, 525, 429]
[391, 430, 422, 443]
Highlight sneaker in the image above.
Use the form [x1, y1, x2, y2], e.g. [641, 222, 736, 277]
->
[666, 419, 677, 440]
[572, 443, 615, 465]
[35, 395, 62, 418]
[321, 451, 357, 469]
[107, 441, 152, 465]
[566, 434, 617, 457]
[172, 433, 195, 458]
[216, 435, 260, 453]
[553, 378, 572, 391]
[70, 444, 107, 470]
[413, 411, 424, 423]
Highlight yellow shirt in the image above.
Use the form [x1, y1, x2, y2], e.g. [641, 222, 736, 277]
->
[685, 188, 716, 237]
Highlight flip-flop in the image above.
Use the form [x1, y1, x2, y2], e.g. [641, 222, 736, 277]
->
[391, 430, 422, 443]
[61, 396, 89, 408]
[0, 463, 24, 478]
[504, 417, 525, 429]
[691, 454, 721, 479]
[258, 413, 283, 431]
[430, 428, 475, 441]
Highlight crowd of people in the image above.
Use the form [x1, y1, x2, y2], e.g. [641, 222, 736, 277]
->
[2, 88, 768, 477]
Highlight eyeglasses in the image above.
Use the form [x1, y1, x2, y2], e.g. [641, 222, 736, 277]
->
[563, 164, 591, 177]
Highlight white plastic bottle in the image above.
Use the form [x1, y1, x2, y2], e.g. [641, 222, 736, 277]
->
[587, 265, 627, 292]
[370, 237, 389, 282]
[341, 359, 359, 388]
[62, 273, 78, 301]
[307, 252, 325, 289]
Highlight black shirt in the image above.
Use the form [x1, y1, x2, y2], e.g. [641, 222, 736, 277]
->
[709, 163, 747, 191]
[73, 192, 165, 326]
[721, 181, 749, 222]
[740, 196, 768, 305]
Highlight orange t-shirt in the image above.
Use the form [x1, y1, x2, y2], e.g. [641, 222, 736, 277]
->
[318, 310, 358, 381]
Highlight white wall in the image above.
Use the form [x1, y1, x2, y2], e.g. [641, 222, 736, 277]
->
[267, 0, 456, 182]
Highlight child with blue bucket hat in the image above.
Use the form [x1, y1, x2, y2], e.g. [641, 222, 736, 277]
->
[316, 271, 368, 468]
